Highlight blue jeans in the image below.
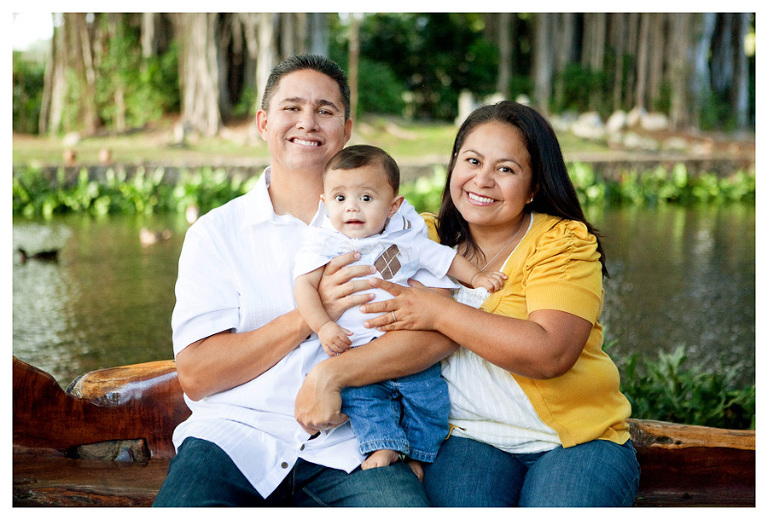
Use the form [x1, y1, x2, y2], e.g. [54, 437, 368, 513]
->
[341, 363, 450, 462]
[423, 435, 640, 507]
[153, 437, 430, 506]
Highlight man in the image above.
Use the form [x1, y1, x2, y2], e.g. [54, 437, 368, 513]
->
[154, 55, 454, 507]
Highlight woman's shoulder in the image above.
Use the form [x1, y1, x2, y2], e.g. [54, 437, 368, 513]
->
[527, 212, 597, 256]
[420, 212, 439, 241]
[531, 212, 591, 239]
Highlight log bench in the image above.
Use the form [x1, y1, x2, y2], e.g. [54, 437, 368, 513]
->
[12, 356, 756, 507]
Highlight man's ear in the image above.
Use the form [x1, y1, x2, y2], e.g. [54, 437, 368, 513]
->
[343, 118, 353, 145]
[255, 109, 268, 140]
[388, 195, 405, 217]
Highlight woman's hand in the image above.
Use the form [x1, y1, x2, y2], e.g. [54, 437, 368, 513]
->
[361, 278, 451, 332]
[318, 251, 376, 321]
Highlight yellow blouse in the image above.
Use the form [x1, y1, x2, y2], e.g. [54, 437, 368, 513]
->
[424, 212, 631, 447]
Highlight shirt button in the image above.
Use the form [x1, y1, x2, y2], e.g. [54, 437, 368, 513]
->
[281, 462, 288, 469]
[300, 444, 305, 451]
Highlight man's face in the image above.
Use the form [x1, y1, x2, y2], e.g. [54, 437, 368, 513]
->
[256, 69, 352, 176]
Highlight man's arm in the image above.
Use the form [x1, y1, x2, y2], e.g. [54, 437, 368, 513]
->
[176, 309, 311, 401]
[176, 252, 375, 401]
[295, 325, 457, 434]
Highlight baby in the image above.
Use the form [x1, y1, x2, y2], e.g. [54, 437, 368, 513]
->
[293, 144, 504, 476]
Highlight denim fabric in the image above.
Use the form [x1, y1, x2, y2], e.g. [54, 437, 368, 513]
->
[423, 435, 640, 507]
[153, 437, 430, 507]
[341, 363, 450, 462]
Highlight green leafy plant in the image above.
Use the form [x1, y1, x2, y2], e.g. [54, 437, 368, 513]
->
[616, 345, 755, 430]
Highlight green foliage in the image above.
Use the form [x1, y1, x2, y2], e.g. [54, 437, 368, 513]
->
[554, 63, 610, 114]
[14, 161, 754, 219]
[12, 166, 258, 219]
[357, 58, 407, 116]
[616, 345, 755, 430]
[358, 13, 498, 121]
[96, 19, 179, 130]
[400, 167, 447, 214]
[12, 51, 45, 134]
[398, 163, 755, 214]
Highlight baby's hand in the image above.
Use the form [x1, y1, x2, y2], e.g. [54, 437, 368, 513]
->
[471, 271, 507, 292]
[318, 322, 353, 356]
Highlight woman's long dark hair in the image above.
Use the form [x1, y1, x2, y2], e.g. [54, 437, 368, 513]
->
[437, 101, 609, 277]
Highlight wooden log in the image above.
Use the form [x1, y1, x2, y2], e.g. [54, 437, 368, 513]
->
[13, 357, 189, 460]
[12, 357, 756, 507]
[629, 419, 755, 506]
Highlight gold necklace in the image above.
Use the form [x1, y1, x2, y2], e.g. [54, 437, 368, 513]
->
[479, 215, 527, 272]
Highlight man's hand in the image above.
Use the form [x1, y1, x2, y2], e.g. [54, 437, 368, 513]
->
[295, 359, 349, 435]
[317, 251, 376, 321]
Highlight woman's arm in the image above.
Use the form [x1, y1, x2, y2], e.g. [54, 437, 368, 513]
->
[177, 252, 375, 401]
[362, 278, 591, 380]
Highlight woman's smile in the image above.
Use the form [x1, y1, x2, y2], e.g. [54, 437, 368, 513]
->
[466, 191, 496, 205]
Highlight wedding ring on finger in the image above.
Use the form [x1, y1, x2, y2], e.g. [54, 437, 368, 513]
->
[391, 311, 397, 323]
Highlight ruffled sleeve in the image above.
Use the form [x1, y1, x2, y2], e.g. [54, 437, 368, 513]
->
[523, 218, 603, 324]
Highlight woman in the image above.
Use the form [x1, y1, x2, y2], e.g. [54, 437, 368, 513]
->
[362, 101, 640, 506]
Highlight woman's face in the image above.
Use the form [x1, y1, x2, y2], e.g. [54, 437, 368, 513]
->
[449, 121, 536, 229]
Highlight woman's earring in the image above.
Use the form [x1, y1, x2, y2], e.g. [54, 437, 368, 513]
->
[529, 197, 534, 203]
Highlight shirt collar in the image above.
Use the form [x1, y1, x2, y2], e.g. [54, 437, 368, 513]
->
[240, 167, 283, 228]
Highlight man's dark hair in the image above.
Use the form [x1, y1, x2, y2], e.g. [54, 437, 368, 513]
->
[325, 145, 400, 194]
[261, 54, 351, 120]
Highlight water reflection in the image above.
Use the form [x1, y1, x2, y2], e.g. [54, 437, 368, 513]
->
[13, 214, 188, 385]
[595, 204, 755, 387]
[12, 205, 755, 388]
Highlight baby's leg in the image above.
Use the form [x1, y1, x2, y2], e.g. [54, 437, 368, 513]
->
[406, 459, 424, 482]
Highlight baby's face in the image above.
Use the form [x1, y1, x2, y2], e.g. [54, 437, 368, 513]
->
[321, 165, 401, 239]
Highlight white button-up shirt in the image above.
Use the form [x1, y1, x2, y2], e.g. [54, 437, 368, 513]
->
[171, 168, 364, 498]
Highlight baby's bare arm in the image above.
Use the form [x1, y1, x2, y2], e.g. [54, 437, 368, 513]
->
[294, 266, 334, 334]
[448, 254, 507, 291]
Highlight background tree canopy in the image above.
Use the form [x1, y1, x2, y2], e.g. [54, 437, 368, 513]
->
[12, 12, 755, 137]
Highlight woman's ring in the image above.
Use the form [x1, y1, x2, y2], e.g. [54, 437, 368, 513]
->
[391, 311, 397, 322]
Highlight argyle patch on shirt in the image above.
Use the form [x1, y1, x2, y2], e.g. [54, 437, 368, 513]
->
[374, 245, 401, 280]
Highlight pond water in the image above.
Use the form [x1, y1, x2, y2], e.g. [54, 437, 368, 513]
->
[12, 204, 755, 388]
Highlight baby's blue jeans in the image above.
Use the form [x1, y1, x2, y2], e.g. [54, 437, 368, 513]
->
[341, 363, 450, 462]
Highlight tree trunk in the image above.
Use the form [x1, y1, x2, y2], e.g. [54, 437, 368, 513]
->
[495, 12, 511, 98]
[532, 13, 554, 114]
[610, 13, 626, 112]
[348, 14, 361, 119]
[309, 13, 329, 56]
[255, 13, 276, 113]
[240, 13, 259, 106]
[582, 13, 607, 111]
[552, 13, 575, 110]
[647, 13, 666, 111]
[731, 13, 750, 129]
[634, 13, 651, 110]
[689, 13, 716, 129]
[667, 13, 691, 128]
[711, 14, 734, 94]
[39, 14, 66, 135]
[175, 13, 222, 137]
[623, 13, 640, 109]
[141, 13, 159, 58]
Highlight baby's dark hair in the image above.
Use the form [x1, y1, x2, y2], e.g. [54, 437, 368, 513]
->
[324, 145, 400, 193]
